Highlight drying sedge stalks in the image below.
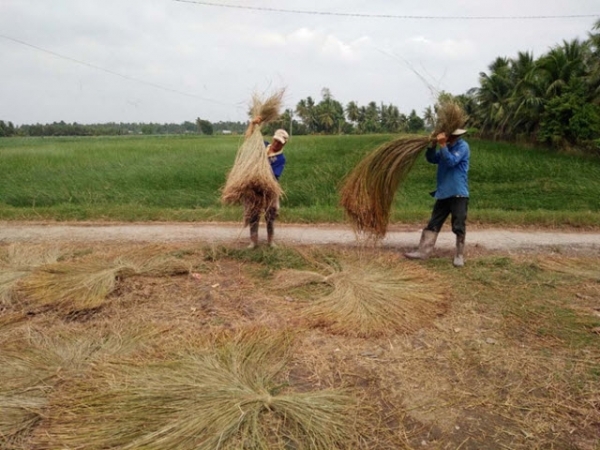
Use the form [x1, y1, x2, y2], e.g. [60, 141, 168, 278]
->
[340, 100, 467, 238]
[340, 137, 426, 238]
[18, 246, 190, 312]
[0, 326, 150, 449]
[34, 328, 366, 450]
[221, 90, 285, 225]
[0, 244, 62, 305]
[537, 256, 600, 280]
[275, 255, 448, 337]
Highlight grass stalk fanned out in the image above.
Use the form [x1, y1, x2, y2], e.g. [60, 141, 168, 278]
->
[537, 256, 600, 280]
[276, 255, 448, 337]
[340, 137, 426, 238]
[18, 246, 190, 312]
[340, 100, 467, 238]
[34, 328, 366, 450]
[0, 244, 62, 306]
[221, 90, 285, 225]
[0, 327, 150, 448]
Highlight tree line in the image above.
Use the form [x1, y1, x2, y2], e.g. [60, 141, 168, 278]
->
[2, 20, 599, 151]
[458, 19, 600, 151]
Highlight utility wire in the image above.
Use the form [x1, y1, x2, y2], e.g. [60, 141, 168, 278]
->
[173, 0, 599, 20]
[0, 33, 238, 108]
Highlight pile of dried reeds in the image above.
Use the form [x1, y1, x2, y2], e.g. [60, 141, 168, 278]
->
[340, 100, 467, 238]
[18, 246, 190, 312]
[0, 326, 150, 448]
[275, 254, 448, 337]
[221, 90, 285, 225]
[34, 328, 366, 449]
[0, 244, 62, 305]
[538, 256, 600, 280]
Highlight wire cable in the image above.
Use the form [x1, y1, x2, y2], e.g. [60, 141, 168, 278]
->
[0, 33, 238, 107]
[173, 0, 599, 20]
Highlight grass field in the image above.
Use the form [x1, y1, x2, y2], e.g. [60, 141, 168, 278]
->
[1, 134, 599, 227]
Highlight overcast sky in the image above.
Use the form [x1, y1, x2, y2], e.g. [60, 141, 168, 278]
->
[1, 0, 598, 125]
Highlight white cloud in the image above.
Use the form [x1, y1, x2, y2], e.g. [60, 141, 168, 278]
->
[407, 36, 477, 61]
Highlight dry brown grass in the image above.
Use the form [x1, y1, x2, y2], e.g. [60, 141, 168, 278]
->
[275, 251, 449, 337]
[0, 243, 63, 305]
[2, 243, 599, 450]
[222, 90, 285, 223]
[340, 100, 468, 238]
[340, 137, 426, 238]
[33, 328, 368, 450]
[17, 245, 190, 313]
[0, 324, 153, 449]
[537, 255, 600, 280]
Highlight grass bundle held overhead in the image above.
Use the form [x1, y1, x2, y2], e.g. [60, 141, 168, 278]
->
[340, 100, 467, 238]
[18, 246, 190, 312]
[221, 90, 285, 225]
[275, 254, 448, 337]
[34, 328, 365, 450]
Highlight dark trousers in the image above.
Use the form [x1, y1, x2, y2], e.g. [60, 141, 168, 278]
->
[425, 197, 469, 236]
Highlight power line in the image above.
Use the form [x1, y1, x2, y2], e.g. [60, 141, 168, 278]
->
[0, 33, 238, 108]
[173, 0, 599, 20]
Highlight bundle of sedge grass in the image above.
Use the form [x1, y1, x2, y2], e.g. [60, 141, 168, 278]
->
[18, 245, 190, 313]
[0, 244, 62, 305]
[33, 328, 367, 450]
[0, 326, 151, 448]
[221, 90, 285, 226]
[275, 253, 448, 337]
[340, 100, 468, 238]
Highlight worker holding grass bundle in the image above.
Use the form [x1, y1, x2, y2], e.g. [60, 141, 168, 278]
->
[244, 117, 289, 249]
[405, 129, 470, 267]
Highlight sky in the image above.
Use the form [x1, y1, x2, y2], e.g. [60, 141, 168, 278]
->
[1, 0, 598, 126]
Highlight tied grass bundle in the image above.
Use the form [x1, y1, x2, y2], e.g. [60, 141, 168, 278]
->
[221, 90, 285, 225]
[275, 255, 448, 337]
[340, 100, 467, 238]
[34, 329, 366, 450]
[18, 246, 190, 312]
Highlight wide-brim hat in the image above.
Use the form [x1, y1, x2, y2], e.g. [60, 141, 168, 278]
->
[451, 128, 467, 136]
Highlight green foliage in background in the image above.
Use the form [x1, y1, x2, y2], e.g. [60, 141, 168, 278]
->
[0, 134, 599, 227]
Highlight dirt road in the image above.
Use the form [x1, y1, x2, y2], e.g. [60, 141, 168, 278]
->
[1, 222, 599, 254]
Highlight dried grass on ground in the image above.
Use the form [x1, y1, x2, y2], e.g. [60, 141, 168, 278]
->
[0, 244, 63, 306]
[0, 324, 153, 449]
[274, 251, 448, 337]
[34, 328, 368, 450]
[17, 245, 190, 313]
[1, 243, 598, 450]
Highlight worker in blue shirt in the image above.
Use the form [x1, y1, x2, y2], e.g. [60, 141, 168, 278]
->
[246, 125, 289, 248]
[405, 128, 470, 267]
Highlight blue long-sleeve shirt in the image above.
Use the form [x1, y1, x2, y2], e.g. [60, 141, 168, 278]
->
[264, 141, 286, 180]
[425, 138, 470, 199]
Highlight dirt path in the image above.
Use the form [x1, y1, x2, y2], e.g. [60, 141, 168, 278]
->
[1, 222, 600, 254]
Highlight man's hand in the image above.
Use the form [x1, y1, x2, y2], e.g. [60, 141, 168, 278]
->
[436, 132, 447, 147]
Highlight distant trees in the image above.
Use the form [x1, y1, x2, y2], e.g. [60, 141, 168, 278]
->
[469, 19, 600, 149]
[294, 89, 422, 135]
